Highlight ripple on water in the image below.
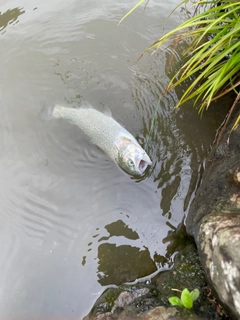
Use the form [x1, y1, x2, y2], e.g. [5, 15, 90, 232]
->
[131, 63, 179, 164]
[1, 160, 80, 245]
[130, 59, 200, 216]
[0, 1, 217, 317]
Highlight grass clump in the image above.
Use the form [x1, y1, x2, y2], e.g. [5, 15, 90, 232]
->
[120, 0, 240, 136]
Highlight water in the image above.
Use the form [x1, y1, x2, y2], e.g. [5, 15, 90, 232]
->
[0, 1, 224, 319]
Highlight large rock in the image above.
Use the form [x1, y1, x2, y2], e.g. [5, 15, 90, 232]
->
[186, 109, 240, 319]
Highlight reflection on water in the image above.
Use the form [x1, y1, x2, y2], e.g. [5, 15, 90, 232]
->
[95, 219, 191, 286]
[0, 0, 226, 319]
[95, 219, 155, 286]
[0, 7, 25, 33]
[99, 220, 139, 241]
[97, 243, 156, 286]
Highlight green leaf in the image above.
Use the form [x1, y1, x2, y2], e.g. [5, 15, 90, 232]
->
[118, 0, 145, 26]
[136, 0, 240, 115]
[181, 288, 193, 309]
[168, 296, 183, 307]
[191, 289, 200, 302]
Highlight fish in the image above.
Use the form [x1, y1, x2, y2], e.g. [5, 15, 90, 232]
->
[51, 101, 152, 175]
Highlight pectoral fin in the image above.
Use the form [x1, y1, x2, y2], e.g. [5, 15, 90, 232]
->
[114, 136, 132, 150]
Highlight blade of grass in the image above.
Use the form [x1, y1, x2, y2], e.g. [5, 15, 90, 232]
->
[145, 99, 161, 150]
[118, 0, 145, 26]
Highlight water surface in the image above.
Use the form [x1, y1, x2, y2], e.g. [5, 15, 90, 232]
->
[0, 1, 223, 319]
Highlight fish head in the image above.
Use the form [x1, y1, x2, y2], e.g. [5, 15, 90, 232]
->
[116, 137, 152, 176]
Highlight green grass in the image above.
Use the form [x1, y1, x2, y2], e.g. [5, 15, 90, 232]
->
[120, 0, 240, 135]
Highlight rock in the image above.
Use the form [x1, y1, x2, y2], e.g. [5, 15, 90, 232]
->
[137, 306, 179, 320]
[197, 212, 240, 319]
[186, 108, 240, 319]
[111, 288, 150, 314]
[136, 306, 204, 320]
[153, 244, 206, 297]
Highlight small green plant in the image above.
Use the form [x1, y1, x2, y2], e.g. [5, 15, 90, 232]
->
[168, 288, 200, 309]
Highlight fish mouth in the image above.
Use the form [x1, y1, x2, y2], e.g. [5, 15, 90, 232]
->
[137, 153, 152, 174]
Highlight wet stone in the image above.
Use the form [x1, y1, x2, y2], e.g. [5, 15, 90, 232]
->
[197, 212, 240, 320]
[186, 108, 240, 319]
[111, 288, 150, 313]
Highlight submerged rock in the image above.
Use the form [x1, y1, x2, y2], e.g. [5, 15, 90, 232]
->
[186, 109, 240, 319]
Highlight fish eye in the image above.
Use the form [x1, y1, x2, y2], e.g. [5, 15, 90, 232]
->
[127, 159, 134, 167]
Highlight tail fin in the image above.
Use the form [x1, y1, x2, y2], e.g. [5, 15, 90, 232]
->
[38, 101, 55, 121]
[52, 105, 65, 119]
[38, 102, 66, 121]
[38, 97, 92, 121]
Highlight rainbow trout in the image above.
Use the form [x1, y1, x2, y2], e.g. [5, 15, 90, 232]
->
[52, 101, 152, 175]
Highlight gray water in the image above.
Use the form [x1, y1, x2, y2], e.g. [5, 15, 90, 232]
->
[0, 1, 224, 319]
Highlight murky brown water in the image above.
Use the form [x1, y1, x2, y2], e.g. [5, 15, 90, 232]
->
[0, 1, 225, 319]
